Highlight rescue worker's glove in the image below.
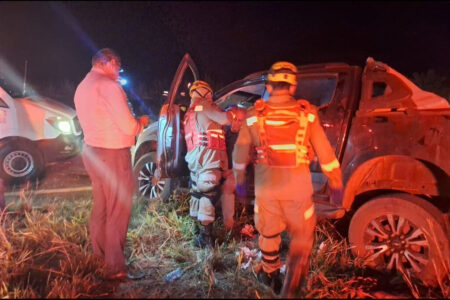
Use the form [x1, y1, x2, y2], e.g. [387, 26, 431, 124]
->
[235, 182, 247, 198]
[139, 115, 150, 128]
[329, 187, 343, 207]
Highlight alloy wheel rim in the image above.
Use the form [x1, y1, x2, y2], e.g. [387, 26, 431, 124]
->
[363, 213, 430, 274]
[137, 161, 166, 200]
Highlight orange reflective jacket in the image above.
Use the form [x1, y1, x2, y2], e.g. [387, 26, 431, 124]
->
[248, 99, 315, 168]
[184, 102, 226, 152]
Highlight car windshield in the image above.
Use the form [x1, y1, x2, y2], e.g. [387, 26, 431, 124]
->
[0, 72, 26, 98]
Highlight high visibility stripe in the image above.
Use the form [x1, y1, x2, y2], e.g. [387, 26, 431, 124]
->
[233, 162, 247, 170]
[194, 105, 203, 111]
[246, 116, 257, 126]
[308, 113, 315, 122]
[269, 144, 296, 150]
[299, 113, 308, 129]
[267, 110, 298, 116]
[321, 158, 340, 172]
[304, 204, 314, 220]
[207, 129, 223, 133]
[265, 120, 287, 126]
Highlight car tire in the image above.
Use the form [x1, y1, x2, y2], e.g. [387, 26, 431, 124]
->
[0, 140, 44, 184]
[133, 151, 172, 203]
[348, 193, 449, 287]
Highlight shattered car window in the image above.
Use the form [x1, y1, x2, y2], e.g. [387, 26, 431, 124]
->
[219, 83, 265, 109]
[295, 75, 338, 107]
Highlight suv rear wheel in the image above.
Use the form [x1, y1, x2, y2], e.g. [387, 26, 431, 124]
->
[348, 193, 449, 287]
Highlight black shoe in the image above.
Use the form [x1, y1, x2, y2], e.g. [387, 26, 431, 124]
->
[194, 232, 213, 248]
[194, 224, 214, 248]
[257, 270, 282, 294]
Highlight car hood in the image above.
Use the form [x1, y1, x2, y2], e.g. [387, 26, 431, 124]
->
[15, 95, 77, 119]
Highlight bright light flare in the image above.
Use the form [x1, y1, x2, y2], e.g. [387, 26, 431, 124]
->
[119, 78, 128, 86]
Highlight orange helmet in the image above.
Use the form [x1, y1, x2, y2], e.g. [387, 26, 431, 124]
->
[267, 61, 298, 86]
[189, 80, 213, 98]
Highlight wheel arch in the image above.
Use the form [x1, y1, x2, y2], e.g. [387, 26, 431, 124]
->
[343, 154, 449, 212]
[0, 136, 44, 160]
[133, 140, 157, 166]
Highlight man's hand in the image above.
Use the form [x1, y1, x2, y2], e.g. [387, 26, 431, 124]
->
[329, 188, 343, 207]
[139, 115, 150, 128]
[235, 183, 247, 197]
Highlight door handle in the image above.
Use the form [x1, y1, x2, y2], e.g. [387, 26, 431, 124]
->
[374, 116, 387, 123]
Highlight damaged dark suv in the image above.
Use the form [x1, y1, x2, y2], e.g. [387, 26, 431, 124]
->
[131, 54, 450, 286]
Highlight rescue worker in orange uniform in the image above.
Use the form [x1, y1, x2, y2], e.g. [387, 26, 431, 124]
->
[184, 80, 241, 247]
[232, 61, 343, 297]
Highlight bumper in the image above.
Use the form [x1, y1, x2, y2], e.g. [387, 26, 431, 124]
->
[36, 134, 84, 163]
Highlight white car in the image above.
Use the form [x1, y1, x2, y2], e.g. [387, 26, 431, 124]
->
[0, 80, 83, 184]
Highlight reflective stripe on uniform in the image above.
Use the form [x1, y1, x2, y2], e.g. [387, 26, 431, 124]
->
[194, 105, 203, 112]
[304, 204, 314, 220]
[307, 113, 315, 122]
[233, 162, 247, 170]
[207, 129, 223, 133]
[321, 158, 340, 172]
[269, 144, 296, 150]
[265, 120, 287, 126]
[246, 116, 257, 126]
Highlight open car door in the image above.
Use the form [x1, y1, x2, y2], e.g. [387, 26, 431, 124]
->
[156, 54, 199, 178]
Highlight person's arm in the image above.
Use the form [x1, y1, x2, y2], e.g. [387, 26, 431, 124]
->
[100, 80, 144, 136]
[202, 101, 232, 125]
[232, 112, 252, 186]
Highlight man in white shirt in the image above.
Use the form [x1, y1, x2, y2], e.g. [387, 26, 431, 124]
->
[74, 48, 148, 280]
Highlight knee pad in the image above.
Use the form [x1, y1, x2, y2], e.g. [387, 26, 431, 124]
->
[197, 169, 222, 193]
[189, 193, 201, 218]
[197, 195, 216, 224]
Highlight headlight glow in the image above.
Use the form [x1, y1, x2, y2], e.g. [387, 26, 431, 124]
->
[57, 120, 72, 134]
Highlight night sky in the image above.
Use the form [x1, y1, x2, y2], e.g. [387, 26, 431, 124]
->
[1, 1, 450, 96]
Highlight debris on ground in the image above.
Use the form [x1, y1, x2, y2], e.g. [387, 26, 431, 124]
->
[236, 246, 260, 270]
[240, 224, 256, 238]
[165, 268, 184, 282]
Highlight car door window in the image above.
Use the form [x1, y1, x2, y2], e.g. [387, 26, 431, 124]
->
[218, 83, 265, 110]
[295, 74, 338, 107]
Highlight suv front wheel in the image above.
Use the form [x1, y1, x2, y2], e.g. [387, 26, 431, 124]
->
[133, 152, 172, 202]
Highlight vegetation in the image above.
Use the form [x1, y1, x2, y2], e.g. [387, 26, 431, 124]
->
[1, 189, 448, 299]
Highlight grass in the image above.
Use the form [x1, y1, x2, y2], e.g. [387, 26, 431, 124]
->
[0, 189, 448, 298]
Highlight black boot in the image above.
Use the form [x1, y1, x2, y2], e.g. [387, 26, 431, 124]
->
[257, 269, 282, 294]
[280, 255, 308, 299]
[194, 223, 214, 248]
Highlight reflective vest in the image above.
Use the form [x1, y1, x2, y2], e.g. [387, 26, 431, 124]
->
[247, 99, 316, 168]
[184, 103, 226, 152]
